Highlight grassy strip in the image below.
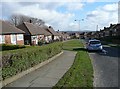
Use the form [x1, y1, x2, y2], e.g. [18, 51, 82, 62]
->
[62, 39, 83, 51]
[101, 41, 120, 48]
[2, 42, 62, 80]
[53, 39, 93, 88]
[107, 44, 120, 48]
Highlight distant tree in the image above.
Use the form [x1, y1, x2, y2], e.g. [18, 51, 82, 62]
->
[9, 14, 45, 26]
[9, 14, 18, 26]
[30, 17, 45, 26]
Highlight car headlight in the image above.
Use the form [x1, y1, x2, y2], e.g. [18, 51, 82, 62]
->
[99, 46, 103, 49]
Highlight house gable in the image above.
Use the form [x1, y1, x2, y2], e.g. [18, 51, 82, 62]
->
[17, 23, 31, 35]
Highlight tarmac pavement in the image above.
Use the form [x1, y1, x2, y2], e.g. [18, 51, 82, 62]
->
[4, 50, 76, 88]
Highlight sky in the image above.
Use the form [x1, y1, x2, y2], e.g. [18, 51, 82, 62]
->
[0, 0, 119, 32]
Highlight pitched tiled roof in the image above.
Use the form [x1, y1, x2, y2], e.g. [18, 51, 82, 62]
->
[17, 22, 52, 36]
[57, 31, 64, 37]
[0, 20, 25, 35]
[41, 25, 59, 36]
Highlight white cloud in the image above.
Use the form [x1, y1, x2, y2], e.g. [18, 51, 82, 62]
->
[86, 0, 96, 3]
[102, 3, 118, 12]
[10, 2, 75, 31]
[66, 3, 84, 11]
[1, 1, 119, 32]
[1, 0, 118, 3]
[85, 3, 118, 31]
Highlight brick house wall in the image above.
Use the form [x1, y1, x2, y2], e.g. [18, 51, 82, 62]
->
[5, 35, 11, 44]
[16, 34, 24, 45]
[0, 34, 24, 45]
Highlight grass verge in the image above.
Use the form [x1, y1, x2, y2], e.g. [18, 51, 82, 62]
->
[62, 39, 83, 51]
[53, 39, 93, 88]
[2, 42, 62, 80]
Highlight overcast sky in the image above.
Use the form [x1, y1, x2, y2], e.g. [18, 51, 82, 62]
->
[0, 0, 119, 31]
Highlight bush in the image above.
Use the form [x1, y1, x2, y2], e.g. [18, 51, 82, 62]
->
[2, 42, 62, 80]
[99, 36, 120, 44]
[0, 44, 25, 51]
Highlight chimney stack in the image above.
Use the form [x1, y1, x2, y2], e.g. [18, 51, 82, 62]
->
[30, 19, 32, 23]
[104, 27, 106, 29]
[110, 24, 113, 27]
[49, 26, 51, 28]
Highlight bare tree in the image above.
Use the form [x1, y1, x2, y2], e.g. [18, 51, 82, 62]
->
[30, 17, 45, 26]
[9, 14, 45, 26]
[9, 14, 18, 26]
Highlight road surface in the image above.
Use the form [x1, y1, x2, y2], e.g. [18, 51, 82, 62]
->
[89, 45, 119, 88]
[4, 50, 76, 88]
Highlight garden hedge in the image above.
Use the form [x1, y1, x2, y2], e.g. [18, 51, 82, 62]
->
[1, 42, 62, 80]
[0, 44, 25, 51]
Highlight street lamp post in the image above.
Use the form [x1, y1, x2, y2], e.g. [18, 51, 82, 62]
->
[74, 19, 84, 39]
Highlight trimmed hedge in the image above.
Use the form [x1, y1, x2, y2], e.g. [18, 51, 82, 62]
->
[99, 36, 120, 44]
[0, 44, 25, 51]
[2, 42, 62, 80]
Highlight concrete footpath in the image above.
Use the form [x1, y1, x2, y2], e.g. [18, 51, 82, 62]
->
[5, 50, 76, 88]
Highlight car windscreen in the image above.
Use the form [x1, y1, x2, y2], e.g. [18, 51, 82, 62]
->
[89, 41, 100, 44]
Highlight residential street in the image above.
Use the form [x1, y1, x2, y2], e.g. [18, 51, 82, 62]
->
[89, 45, 119, 87]
[4, 51, 76, 88]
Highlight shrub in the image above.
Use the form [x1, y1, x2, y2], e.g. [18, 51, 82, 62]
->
[0, 44, 25, 51]
[2, 42, 62, 80]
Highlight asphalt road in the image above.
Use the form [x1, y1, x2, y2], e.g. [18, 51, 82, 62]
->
[89, 45, 119, 88]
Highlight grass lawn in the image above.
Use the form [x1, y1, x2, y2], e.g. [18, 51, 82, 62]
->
[62, 39, 84, 51]
[53, 39, 93, 88]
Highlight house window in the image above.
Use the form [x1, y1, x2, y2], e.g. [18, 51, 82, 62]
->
[31, 36, 37, 40]
[31, 36, 38, 45]
[11, 34, 17, 45]
[0, 35, 5, 44]
[17, 34, 23, 41]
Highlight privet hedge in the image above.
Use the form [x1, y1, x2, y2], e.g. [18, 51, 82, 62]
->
[2, 42, 62, 80]
[0, 44, 25, 51]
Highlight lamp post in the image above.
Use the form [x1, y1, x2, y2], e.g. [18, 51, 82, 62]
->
[96, 25, 98, 31]
[74, 19, 84, 31]
[74, 19, 84, 39]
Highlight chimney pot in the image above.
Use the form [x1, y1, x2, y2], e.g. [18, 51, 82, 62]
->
[49, 26, 51, 28]
[30, 19, 32, 23]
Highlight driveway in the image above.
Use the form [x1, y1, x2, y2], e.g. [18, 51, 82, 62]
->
[89, 45, 119, 87]
[4, 50, 76, 88]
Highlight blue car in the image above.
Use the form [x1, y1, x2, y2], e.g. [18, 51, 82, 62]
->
[86, 39, 103, 51]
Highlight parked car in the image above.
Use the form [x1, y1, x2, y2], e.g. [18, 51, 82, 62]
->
[86, 39, 103, 51]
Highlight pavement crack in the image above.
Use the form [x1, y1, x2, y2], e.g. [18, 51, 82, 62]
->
[29, 76, 40, 84]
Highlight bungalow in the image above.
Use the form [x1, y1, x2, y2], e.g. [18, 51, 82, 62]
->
[0, 20, 25, 45]
[62, 32, 71, 40]
[56, 31, 71, 41]
[41, 25, 60, 41]
[56, 31, 65, 41]
[80, 32, 85, 39]
[17, 22, 52, 45]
